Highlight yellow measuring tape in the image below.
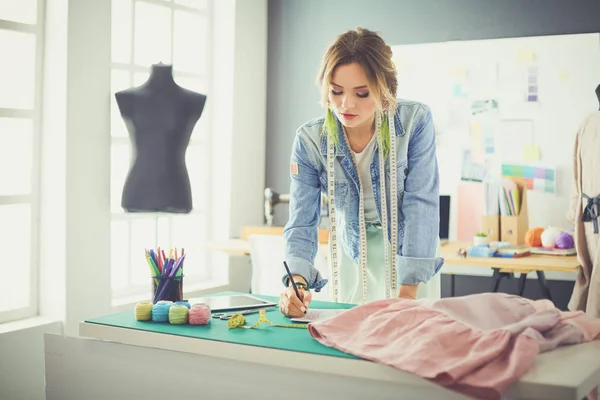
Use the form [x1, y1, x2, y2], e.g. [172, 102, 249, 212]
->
[227, 310, 308, 329]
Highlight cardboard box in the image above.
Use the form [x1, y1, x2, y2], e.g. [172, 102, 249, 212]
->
[500, 180, 529, 246]
[482, 215, 500, 242]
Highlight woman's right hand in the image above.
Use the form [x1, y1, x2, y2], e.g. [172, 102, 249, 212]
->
[279, 285, 312, 318]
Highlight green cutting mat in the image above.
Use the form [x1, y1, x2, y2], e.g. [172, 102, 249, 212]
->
[85, 292, 359, 359]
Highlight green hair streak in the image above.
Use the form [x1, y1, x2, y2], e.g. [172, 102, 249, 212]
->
[321, 108, 391, 160]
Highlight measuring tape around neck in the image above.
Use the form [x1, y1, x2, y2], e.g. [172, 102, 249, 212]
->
[389, 113, 398, 293]
[328, 110, 398, 304]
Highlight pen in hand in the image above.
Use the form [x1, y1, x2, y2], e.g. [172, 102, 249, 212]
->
[283, 261, 306, 315]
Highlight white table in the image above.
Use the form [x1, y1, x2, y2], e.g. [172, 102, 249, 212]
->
[42, 320, 600, 400]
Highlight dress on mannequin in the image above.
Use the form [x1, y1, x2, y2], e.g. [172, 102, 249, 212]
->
[115, 63, 207, 213]
[568, 110, 600, 318]
[595, 84, 600, 110]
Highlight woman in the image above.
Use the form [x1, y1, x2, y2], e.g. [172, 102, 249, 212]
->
[279, 27, 443, 317]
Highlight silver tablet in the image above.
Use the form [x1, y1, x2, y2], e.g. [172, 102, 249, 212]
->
[188, 294, 277, 313]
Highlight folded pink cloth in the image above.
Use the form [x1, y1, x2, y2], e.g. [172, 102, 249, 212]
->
[308, 293, 600, 400]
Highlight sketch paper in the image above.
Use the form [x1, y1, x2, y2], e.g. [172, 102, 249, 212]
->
[290, 309, 347, 323]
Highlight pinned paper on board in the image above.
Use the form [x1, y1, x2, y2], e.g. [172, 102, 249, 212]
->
[461, 149, 488, 182]
[524, 145, 541, 162]
[517, 49, 535, 64]
[453, 84, 467, 99]
[469, 122, 484, 162]
[449, 66, 468, 99]
[447, 106, 470, 133]
[484, 123, 495, 154]
[470, 101, 497, 157]
[497, 62, 528, 110]
[501, 163, 555, 193]
[471, 99, 498, 115]
[449, 66, 468, 79]
[498, 49, 538, 109]
[558, 72, 568, 84]
[526, 65, 539, 102]
[467, 63, 499, 99]
[495, 119, 535, 160]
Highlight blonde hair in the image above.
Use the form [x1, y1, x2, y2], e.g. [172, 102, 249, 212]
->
[316, 27, 397, 157]
[316, 27, 398, 112]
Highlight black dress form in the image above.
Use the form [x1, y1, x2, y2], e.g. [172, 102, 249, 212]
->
[115, 64, 206, 213]
[596, 84, 600, 110]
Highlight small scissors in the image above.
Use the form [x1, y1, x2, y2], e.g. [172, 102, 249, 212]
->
[212, 306, 277, 320]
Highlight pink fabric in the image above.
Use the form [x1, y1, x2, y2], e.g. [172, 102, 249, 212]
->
[308, 293, 600, 400]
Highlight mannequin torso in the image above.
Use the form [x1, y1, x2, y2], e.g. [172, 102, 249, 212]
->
[115, 63, 206, 213]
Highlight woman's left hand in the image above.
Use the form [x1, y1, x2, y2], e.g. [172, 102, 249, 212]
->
[398, 284, 417, 300]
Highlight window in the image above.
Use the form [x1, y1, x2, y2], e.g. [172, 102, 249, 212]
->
[110, 0, 214, 300]
[0, 0, 44, 323]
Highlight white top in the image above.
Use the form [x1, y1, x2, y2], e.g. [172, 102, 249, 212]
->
[352, 133, 378, 223]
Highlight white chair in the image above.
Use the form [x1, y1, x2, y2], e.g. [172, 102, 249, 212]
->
[247, 234, 331, 300]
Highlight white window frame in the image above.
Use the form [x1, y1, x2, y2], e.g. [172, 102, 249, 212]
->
[110, 0, 215, 301]
[0, 0, 45, 324]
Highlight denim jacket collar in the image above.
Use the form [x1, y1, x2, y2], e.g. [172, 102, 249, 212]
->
[318, 110, 405, 157]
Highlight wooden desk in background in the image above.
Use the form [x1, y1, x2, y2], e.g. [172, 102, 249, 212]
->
[441, 241, 580, 300]
[204, 226, 329, 256]
[206, 238, 251, 256]
[240, 226, 330, 244]
[205, 233, 581, 301]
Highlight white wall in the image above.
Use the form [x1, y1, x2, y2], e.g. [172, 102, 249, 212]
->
[0, 0, 268, 398]
[219, 0, 269, 295]
[209, 0, 268, 287]
[63, 0, 113, 337]
[0, 319, 62, 400]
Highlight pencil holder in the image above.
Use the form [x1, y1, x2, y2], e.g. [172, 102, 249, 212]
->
[152, 275, 184, 303]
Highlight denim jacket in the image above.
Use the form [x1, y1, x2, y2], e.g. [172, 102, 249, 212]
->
[282, 99, 444, 291]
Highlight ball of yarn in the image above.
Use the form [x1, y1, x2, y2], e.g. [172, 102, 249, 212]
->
[152, 300, 173, 322]
[189, 303, 211, 325]
[541, 226, 562, 248]
[134, 301, 153, 321]
[525, 227, 544, 247]
[555, 232, 575, 249]
[174, 301, 191, 309]
[168, 305, 189, 325]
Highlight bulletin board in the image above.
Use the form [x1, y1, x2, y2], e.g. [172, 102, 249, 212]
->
[391, 33, 600, 239]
